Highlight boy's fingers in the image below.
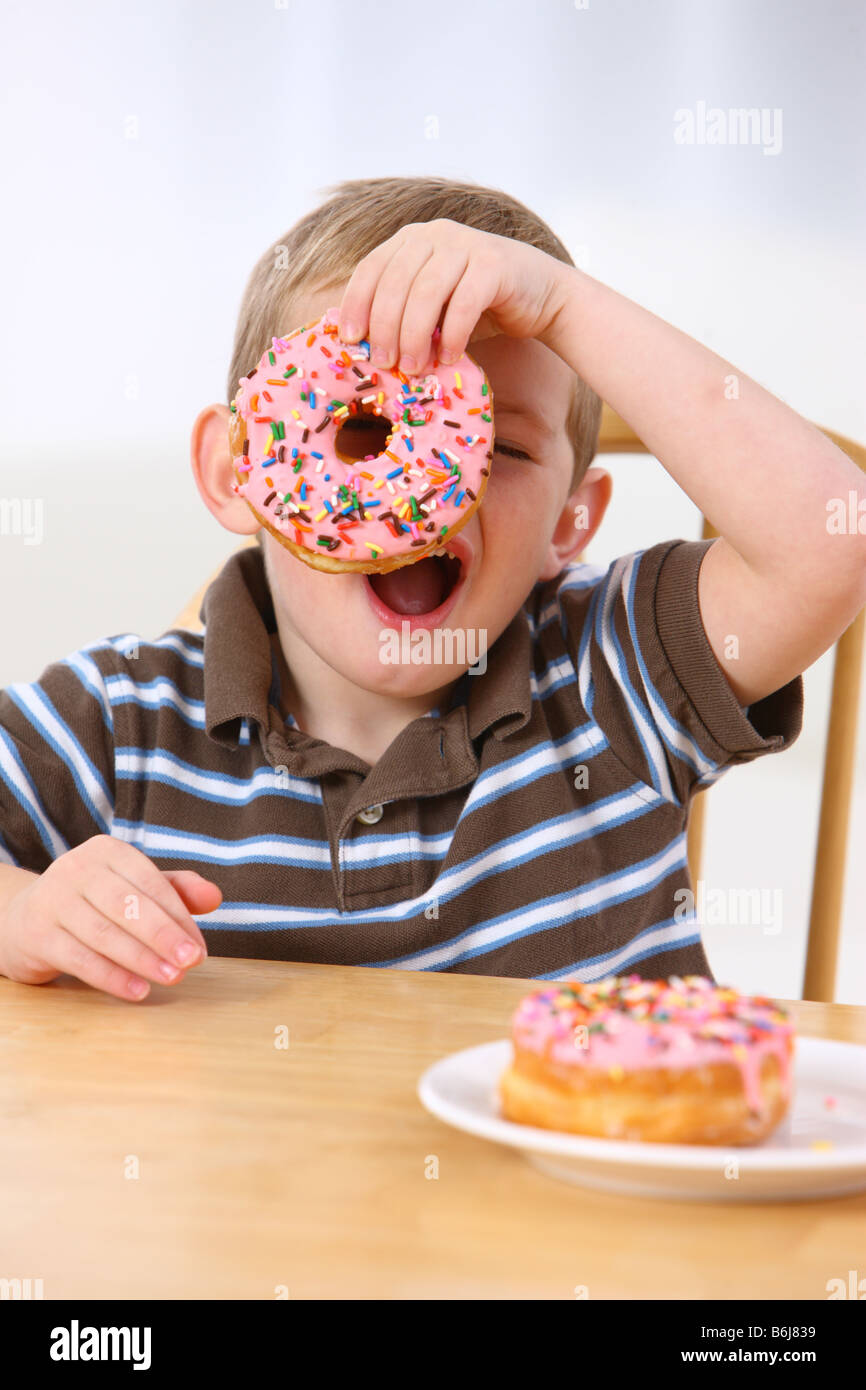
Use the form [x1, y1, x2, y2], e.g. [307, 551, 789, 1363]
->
[42, 922, 152, 1002]
[338, 233, 405, 341]
[83, 867, 206, 967]
[398, 250, 470, 372]
[366, 237, 438, 368]
[162, 870, 221, 920]
[63, 893, 190, 986]
[438, 262, 498, 365]
[92, 838, 207, 950]
[162, 871, 217, 955]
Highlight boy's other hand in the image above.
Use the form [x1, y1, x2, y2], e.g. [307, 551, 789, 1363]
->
[0, 835, 221, 1001]
[337, 218, 570, 374]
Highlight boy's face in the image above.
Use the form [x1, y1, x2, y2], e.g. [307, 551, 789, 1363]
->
[198, 281, 609, 704]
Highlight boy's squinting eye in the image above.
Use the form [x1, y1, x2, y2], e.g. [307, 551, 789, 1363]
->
[493, 439, 535, 461]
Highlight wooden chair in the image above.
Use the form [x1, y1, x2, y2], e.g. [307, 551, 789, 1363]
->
[172, 404, 866, 1000]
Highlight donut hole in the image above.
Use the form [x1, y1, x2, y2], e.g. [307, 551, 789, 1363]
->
[334, 412, 394, 464]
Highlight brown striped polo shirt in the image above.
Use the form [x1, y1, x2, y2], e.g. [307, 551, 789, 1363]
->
[0, 538, 802, 980]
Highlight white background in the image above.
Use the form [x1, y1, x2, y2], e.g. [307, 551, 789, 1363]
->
[1, 0, 864, 1000]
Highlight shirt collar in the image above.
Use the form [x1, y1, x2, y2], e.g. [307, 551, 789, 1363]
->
[200, 545, 276, 747]
[465, 607, 534, 741]
[199, 545, 533, 748]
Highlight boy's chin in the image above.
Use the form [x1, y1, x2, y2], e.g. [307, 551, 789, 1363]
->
[340, 653, 474, 701]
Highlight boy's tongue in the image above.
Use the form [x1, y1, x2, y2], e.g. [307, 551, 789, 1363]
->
[369, 556, 448, 616]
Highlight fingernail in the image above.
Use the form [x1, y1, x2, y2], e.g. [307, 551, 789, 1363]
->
[341, 320, 360, 342]
[439, 348, 458, 365]
[129, 978, 149, 999]
[159, 961, 180, 982]
[400, 354, 418, 373]
[175, 941, 199, 966]
[370, 345, 389, 366]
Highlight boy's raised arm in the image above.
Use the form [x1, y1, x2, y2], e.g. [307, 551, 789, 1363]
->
[541, 265, 866, 706]
[338, 218, 865, 708]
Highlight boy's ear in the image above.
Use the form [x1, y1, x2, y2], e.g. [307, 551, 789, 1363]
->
[190, 402, 262, 536]
[537, 466, 613, 582]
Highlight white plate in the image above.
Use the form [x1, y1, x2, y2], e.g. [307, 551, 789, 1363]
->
[417, 1037, 866, 1201]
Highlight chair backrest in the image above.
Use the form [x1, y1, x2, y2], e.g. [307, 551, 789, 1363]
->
[595, 404, 866, 1003]
[171, 404, 866, 1000]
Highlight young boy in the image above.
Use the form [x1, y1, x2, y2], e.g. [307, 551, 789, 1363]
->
[1, 176, 863, 1002]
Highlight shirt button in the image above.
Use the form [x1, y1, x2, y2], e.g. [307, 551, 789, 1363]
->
[356, 804, 384, 825]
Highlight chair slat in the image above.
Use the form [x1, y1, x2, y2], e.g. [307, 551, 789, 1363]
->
[804, 609, 866, 999]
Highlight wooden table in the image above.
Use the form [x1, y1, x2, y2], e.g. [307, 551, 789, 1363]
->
[1, 959, 863, 1300]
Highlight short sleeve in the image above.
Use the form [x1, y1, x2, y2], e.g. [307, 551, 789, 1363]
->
[0, 645, 117, 871]
[558, 539, 803, 807]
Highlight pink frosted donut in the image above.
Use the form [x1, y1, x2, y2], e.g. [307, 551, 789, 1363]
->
[228, 307, 494, 573]
[499, 975, 795, 1145]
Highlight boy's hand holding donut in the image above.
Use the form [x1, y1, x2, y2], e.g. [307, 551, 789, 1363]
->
[0, 836, 220, 1001]
[336, 218, 570, 373]
[227, 219, 574, 576]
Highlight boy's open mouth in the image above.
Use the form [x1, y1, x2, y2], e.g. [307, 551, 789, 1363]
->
[366, 549, 464, 620]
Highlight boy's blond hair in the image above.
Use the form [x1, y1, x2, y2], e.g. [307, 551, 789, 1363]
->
[227, 176, 601, 539]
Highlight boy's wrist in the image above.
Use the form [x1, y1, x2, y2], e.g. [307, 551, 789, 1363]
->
[538, 261, 585, 366]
